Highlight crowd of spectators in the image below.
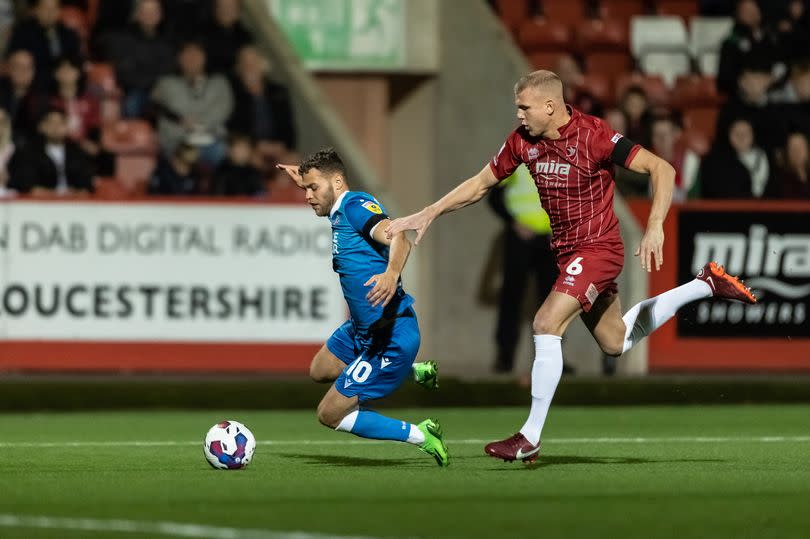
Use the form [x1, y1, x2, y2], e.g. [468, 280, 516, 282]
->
[0, 0, 297, 198]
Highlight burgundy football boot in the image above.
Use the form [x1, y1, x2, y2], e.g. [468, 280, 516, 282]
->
[696, 262, 757, 304]
[484, 433, 541, 463]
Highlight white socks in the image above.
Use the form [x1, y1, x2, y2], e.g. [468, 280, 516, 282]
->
[406, 424, 426, 445]
[519, 335, 563, 446]
[621, 279, 712, 354]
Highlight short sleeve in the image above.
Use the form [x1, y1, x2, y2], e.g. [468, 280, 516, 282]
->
[591, 118, 641, 167]
[489, 130, 524, 180]
[343, 196, 390, 240]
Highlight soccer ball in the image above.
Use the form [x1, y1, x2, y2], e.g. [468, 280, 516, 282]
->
[203, 420, 256, 470]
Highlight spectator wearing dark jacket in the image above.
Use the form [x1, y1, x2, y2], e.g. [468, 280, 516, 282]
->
[211, 133, 263, 196]
[203, 0, 253, 74]
[773, 131, 810, 198]
[5, 0, 82, 90]
[97, 0, 176, 118]
[148, 142, 203, 195]
[0, 49, 38, 141]
[8, 107, 94, 195]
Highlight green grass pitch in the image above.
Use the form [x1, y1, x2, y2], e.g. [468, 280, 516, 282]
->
[1, 405, 809, 539]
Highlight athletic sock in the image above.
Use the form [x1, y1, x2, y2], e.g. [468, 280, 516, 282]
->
[335, 410, 415, 443]
[621, 279, 712, 353]
[519, 335, 563, 446]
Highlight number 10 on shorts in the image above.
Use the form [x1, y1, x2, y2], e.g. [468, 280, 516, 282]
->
[346, 357, 373, 384]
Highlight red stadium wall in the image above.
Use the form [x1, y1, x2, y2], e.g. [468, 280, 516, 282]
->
[628, 200, 810, 372]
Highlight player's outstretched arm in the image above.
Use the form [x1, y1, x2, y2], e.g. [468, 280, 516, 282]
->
[625, 148, 675, 272]
[276, 164, 305, 188]
[364, 221, 412, 307]
[385, 164, 500, 245]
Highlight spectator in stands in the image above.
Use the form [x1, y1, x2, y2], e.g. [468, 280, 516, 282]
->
[45, 55, 115, 176]
[151, 40, 233, 166]
[97, 0, 176, 118]
[5, 0, 82, 90]
[649, 115, 701, 202]
[717, 0, 783, 96]
[227, 44, 296, 168]
[0, 109, 16, 197]
[554, 54, 603, 118]
[717, 62, 782, 153]
[604, 107, 649, 198]
[773, 131, 810, 198]
[148, 140, 202, 195]
[8, 106, 94, 196]
[699, 117, 769, 198]
[0, 0, 14, 51]
[0, 49, 37, 140]
[211, 132, 263, 196]
[203, 0, 252, 75]
[769, 57, 810, 104]
[618, 85, 651, 145]
[603, 108, 627, 134]
[774, 0, 810, 60]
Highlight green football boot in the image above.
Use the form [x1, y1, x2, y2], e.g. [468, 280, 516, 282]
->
[412, 360, 439, 390]
[417, 418, 449, 467]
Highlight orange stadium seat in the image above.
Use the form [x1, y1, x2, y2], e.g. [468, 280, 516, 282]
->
[101, 120, 157, 154]
[581, 73, 613, 103]
[541, 0, 586, 25]
[599, 0, 647, 26]
[576, 18, 629, 53]
[615, 72, 671, 106]
[671, 74, 724, 108]
[517, 18, 573, 52]
[529, 51, 567, 69]
[683, 105, 719, 141]
[115, 156, 156, 194]
[496, 0, 529, 32]
[656, 0, 699, 19]
[584, 51, 633, 78]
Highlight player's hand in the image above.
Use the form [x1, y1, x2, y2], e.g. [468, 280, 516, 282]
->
[635, 223, 664, 272]
[386, 207, 436, 245]
[275, 163, 304, 188]
[364, 271, 398, 308]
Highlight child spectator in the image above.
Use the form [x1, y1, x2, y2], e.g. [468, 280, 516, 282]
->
[211, 132, 264, 196]
[773, 131, 810, 198]
[148, 141, 203, 195]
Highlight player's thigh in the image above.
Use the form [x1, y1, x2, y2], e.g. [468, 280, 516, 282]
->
[580, 292, 626, 357]
[317, 384, 359, 428]
[532, 291, 584, 336]
[310, 344, 348, 383]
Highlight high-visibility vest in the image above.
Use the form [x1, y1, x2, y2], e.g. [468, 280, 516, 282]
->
[502, 164, 552, 234]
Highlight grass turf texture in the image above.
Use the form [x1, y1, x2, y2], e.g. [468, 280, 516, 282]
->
[1, 406, 809, 539]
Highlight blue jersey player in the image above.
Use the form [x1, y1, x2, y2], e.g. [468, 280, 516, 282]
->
[277, 149, 449, 467]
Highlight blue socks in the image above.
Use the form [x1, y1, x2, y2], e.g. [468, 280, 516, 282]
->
[335, 410, 410, 442]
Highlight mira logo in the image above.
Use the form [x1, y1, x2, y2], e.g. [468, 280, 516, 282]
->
[692, 225, 810, 299]
[535, 160, 571, 178]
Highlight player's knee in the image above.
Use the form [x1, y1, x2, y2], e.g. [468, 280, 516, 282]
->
[599, 336, 624, 357]
[309, 361, 331, 383]
[532, 314, 558, 335]
[316, 404, 341, 429]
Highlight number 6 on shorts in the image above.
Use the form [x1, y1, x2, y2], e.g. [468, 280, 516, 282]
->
[566, 256, 584, 276]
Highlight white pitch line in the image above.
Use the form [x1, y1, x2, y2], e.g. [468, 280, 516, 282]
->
[0, 514, 382, 539]
[1, 436, 809, 448]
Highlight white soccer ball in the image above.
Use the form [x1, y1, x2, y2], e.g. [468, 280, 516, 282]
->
[203, 420, 256, 470]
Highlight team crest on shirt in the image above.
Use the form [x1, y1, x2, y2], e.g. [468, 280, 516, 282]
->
[527, 147, 539, 160]
[566, 146, 577, 158]
[361, 201, 383, 214]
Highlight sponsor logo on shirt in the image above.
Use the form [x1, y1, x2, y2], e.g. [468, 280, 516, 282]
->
[361, 201, 383, 214]
[535, 159, 571, 178]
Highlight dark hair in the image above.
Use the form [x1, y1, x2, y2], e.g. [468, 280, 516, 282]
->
[52, 55, 87, 95]
[298, 148, 346, 177]
[227, 132, 253, 147]
[37, 105, 66, 124]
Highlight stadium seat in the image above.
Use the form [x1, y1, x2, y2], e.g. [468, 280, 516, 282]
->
[496, 0, 529, 32]
[529, 51, 567, 70]
[584, 51, 634, 78]
[93, 177, 131, 199]
[630, 15, 688, 58]
[115, 156, 156, 195]
[599, 0, 647, 26]
[671, 74, 723, 107]
[541, 0, 586, 26]
[86, 62, 120, 97]
[639, 51, 691, 86]
[697, 51, 720, 76]
[615, 72, 670, 106]
[101, 120, 157, 155]
[683, 105, 719, 140]
[582, 73, 613, 103]
[576, 18, 628, 53]
[517, 18, 573, 52]
[690, 17, 733, 76]
[655, 0, 699, 19]
[60, 6, 89, 56]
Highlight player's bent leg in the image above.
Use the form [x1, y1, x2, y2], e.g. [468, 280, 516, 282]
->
[487, 293, 581, 463]
[310, 345, 347, 383]
[581, 293, 626, 357]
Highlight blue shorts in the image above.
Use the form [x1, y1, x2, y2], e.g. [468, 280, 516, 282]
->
[327, 308, 421, 402]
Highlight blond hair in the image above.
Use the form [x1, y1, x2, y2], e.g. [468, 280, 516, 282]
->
[514, 70, 563, 97]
